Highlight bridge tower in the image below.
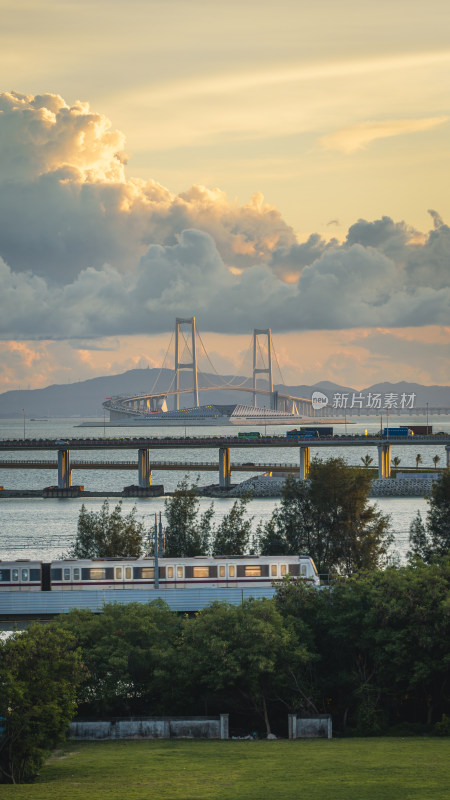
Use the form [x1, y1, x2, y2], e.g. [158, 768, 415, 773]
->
[253, 329, 273, 408]
[174, 317, 199, 410]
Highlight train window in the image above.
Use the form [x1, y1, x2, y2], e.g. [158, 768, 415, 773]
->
[21, 569, 29, 581]
[219, 565, 225, 578]
[138, 568, 155, 579]
[115, 567, 123, 580]
[271, 565, 278, 577]
[193, 567, 209, 578]
[51, 568, 62, 581]
[73, 568, 80, 580]
[12, 569, 19, 581]
[280, 564, 287, 576]
[167, 567, 174, 579]
[177, 566, 183, 579]
[82, 568, 114, 580]
[125, 567, 132, 580]
[228, 565, 235, 578]
[301, 564, 307, 576]
[30, 569, 40, 581]
[244, 566, 261, 577]
[0, 569, 11, 582]
[63, 568, 70, 581]
[89, 568, 106, 580]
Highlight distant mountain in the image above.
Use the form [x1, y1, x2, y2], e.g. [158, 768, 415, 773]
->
[0, 370, 448, 418]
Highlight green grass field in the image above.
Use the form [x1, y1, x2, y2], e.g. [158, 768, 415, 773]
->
[4, 738, 450, 800]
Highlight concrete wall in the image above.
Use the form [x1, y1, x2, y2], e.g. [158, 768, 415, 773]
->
[288, 714, 332, 739]
[69, 715, 229, 740]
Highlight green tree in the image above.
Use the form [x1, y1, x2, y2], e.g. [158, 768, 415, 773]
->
[433, 455, 441, 469]
[0, 625, 84, 784]
[54, 601, 180, 717]
[361, 454, 373, 468]
[415, 453, 423, 470]
[177, 599, 306, 735]
[259, 460, 392, 576]
[70, 500, 147, 558]
[408, 470, 450, 562]
[392, 456, 401, 469]
[275, 560, 450, 733]
[212, 496, 254, 555]
[164, 477, 213, 557]
[408, 511, 430, 563]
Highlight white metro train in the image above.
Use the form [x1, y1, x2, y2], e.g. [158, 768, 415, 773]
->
[0, 555, 319, 591]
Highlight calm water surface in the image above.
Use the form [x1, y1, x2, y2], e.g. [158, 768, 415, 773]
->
[1, 416, 448, 562]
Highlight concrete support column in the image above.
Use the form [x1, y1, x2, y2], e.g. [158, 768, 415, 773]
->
[446, 446, 450, 468]
[299, 445, 310, 480]
[138, 448, 152, 487]
[219, 446, 231, 488]
[377, 444, 391, 479]
[220, 714, 229, 739]
[57, 449, 72, 489]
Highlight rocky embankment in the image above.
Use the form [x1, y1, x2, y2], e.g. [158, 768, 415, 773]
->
[222, 475, 437, 498]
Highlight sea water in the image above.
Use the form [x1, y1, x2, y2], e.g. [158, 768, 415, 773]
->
[0, 416, 448, 562]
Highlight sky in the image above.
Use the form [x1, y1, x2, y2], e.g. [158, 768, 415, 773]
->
[0, 0, 449, 393]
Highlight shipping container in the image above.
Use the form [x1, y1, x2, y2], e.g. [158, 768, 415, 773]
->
[401, 425, 432, 435]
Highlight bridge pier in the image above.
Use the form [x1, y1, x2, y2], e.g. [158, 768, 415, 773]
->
[57, 449, 72, 489]
[138, 448, 152, 487]
[377, 444, 391, 479]
[219, 447, 231, 488]
[299, 446, 310, 480]
[446, 446, 450, 468]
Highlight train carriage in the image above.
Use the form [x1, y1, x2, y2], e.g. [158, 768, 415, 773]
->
[0, 560, 43, 591]
[0, 555, 319, 591]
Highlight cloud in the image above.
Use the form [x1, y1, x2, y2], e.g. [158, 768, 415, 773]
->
[0, 91, 450, 344]
[0, 92, 297, 282]
[320, 116, 449, 153]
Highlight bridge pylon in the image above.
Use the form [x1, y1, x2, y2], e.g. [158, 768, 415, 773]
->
[174, 317, 199, 410]
[253, 329, 273, 408]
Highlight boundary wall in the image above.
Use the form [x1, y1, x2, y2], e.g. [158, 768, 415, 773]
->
[69, 715, 229, 740]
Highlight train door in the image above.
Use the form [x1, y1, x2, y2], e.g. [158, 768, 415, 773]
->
[42, 563, 51, 591]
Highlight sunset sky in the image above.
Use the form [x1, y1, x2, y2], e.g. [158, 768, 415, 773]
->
[1, 0, 449, 393]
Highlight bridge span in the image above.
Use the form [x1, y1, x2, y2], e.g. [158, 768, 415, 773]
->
[0, 435, 449, 489]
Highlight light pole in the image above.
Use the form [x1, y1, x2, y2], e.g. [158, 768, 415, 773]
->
[426, 402, 429, 435]
[22, 408, 25, 440]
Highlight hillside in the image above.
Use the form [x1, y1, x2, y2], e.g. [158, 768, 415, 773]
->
[0, 369, 448, 418]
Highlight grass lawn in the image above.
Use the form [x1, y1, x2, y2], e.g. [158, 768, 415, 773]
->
[3, 738, 449, 800]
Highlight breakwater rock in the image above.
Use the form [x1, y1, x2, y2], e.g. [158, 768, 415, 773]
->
[225, 475, 436, 499]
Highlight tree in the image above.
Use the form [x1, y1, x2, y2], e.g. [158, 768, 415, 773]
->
[361, 454, 373, 468]
[212, 496, 254, 555]
[177, 599, 304, 735]
[275, 560, 450, 733]
[433, 455, 441, 469]
[259, 460, 392, 576]
[408, 469, 450, 562]
[55, 601, 180, 717]
[415, 453, 423, 470]
[0, 625, 84, 784]
[408, 512, 430, 563]
[164, 477, 213, 557]
[69, 500, 147, 558]
[392, 456, 401, 469]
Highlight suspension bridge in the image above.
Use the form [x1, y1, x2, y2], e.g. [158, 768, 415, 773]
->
[103, 318, 316, 422]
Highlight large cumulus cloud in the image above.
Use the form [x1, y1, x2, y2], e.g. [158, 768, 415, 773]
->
[0, 90, 449, 339]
